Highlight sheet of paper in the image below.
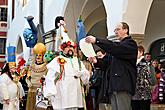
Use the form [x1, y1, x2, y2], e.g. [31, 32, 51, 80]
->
[79, 38, 96, 57]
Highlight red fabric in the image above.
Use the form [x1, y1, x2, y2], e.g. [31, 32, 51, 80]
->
[156, 73, 161, 84]
[151, 84, 159, 104]
[17, 58, 26, 72]
[59, 65, 64, 80]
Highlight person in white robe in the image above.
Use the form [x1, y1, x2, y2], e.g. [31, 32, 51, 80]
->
[0, 63, 24, 110]
[44, 40, 90, 110]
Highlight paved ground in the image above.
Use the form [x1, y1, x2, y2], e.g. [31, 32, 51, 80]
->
[151, 104, 165, 110]
[0, 104, 165, 110]
[98, 104, 165, 110]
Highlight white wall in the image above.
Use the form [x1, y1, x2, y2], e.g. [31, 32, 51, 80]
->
[43, 0, 68, 32]
[7, 0, 68, 61]
[103, 0, 127, 36]
[123, 0, 153, 34]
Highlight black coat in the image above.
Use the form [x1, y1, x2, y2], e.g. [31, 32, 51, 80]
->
[95, 36, 138, 95]
[93, 54, 112, 104]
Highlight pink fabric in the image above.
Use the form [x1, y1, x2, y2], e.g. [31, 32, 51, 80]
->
[151, 84, 159, 104]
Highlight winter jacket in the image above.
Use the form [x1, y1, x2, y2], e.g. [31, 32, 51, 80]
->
[95, 36, 138, 95]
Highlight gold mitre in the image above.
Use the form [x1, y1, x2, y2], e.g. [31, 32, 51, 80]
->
[33, 43, 46, 55]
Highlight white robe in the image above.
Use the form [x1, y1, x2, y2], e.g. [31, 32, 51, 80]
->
[44, 56, 90, 109]
[0, 73, 24, 110]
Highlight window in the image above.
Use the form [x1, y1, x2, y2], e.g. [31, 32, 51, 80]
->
[0, 38, 6, 54]
[0, 7, 7, 22]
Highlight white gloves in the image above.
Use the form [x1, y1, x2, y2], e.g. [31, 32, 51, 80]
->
[74, 69, 90, 85]
[74, 70, 83, 78]
[48, 95, 55, 103]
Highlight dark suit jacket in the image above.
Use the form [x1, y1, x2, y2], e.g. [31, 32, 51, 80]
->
[95, 36, 138, 95]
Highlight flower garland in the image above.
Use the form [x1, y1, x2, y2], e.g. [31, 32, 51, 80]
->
[55, 57, 66, 83]
[60, 41, 77, 50]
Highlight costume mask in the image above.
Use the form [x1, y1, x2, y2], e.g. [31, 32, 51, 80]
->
[33, 43, 46, 64]
[35, 54, 44, 64]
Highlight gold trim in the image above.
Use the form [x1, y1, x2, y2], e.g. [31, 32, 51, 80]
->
[30, 63, 47, 73]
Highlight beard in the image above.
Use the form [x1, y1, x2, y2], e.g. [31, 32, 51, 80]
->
[66, 49, 74, 57]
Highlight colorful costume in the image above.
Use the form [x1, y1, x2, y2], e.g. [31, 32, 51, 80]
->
[26, 43, 48, 110]
[44, 54, 90, 110]
[44, 39, 90, 110]
[44, 17, 90, 109]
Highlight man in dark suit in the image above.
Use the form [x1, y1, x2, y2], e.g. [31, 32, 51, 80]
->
[86, 22, 138, 110]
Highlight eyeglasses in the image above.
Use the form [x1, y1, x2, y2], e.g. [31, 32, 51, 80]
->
[114, 28, 121, 32]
